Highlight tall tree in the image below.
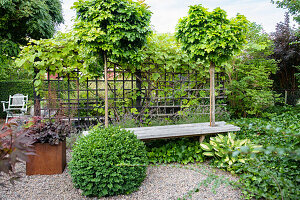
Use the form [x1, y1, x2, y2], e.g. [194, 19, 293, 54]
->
[73, 0, 151, 127]
[271, 13, 300, 105]
[0, 0, 63, 80]
[0, 0, 63, 44]
[176, 5, 248, 125]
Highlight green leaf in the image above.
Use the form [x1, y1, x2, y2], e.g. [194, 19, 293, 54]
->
[200, 143, 213, 151]
[203, 152, 214, 157]
[152, 73, 160, 81]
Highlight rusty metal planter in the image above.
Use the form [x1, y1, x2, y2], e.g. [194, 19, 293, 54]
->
[26, 141, 66, 175]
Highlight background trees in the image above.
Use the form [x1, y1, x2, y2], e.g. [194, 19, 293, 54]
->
[271, 13, 300, 105]
[0, 0, 63, 44]
[227, 23, 278, 117]
[0, 0, 63, 80]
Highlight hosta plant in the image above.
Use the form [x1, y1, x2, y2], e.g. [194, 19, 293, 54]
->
[200, 133, 261, 168]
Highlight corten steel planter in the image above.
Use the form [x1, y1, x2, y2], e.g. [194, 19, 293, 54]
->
[26, 141, 66, 175]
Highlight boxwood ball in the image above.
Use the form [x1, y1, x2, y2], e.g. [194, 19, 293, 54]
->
[68, 126, 148, 197]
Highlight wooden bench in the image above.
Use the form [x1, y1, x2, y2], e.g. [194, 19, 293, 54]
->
[125, 121, 240, 142]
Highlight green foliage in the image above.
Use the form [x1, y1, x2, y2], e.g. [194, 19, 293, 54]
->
[176, 5, 248, 68]
[200, 133, 261, 168]
[140, 33, 203, 72]
[230, 106, 300, 199]
[0, 39, 32, 80]
[226, 23, 279, 117]
[69, 126, 148, 197]
[0, 0, 63, 44]
[146, 138, 203, 164]
[0, 0, 63, 81]
[73, 0, 152, 66]
[16, 32, 100, 95]
[272, 0, 300, 24]
[0, 80, 33, 118]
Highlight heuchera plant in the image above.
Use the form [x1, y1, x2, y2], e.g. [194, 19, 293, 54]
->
[0, 118, 35, 186]
[24, 116, 73, 145]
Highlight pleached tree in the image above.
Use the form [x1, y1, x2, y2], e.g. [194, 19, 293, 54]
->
[73, 0, 152, 127]
[176, 5, 248, 126]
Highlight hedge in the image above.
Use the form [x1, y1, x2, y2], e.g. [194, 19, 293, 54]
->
[0, 80, 33, 118]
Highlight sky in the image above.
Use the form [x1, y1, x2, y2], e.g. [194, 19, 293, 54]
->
[58, 0, 297, 34]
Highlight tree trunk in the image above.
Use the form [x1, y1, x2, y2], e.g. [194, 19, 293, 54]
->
[135, 70, 142, 112]
[33, 68, 41, 116]
[104, 52, 108, 128]
[210, 62, 215, 127]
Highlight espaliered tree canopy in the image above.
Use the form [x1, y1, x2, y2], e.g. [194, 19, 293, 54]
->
[175, 5, 248, 68]
[73, 0, 152, 67]
[16, 32, 100, 91]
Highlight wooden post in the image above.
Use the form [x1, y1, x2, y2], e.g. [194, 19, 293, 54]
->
[104, 52, 108, 128]
[209, 62, 215, 127]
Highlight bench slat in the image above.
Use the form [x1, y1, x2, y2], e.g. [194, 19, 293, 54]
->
[125, 121, 240, 140]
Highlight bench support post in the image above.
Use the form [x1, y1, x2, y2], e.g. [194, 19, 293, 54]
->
[199, 135, 205, 143]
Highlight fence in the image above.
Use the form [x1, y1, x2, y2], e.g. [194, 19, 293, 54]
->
[34, 66, 226, 128]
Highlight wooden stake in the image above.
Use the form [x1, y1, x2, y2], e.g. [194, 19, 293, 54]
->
[104, 52, 108, 128]
[209, 62, 215, 127]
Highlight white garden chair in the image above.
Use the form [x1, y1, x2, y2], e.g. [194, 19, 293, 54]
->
[1, 94, 28, 123]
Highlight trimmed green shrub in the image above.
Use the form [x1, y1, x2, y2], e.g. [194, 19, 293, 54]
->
[68, 126, 148, 197]
[0, 80, 33, 118]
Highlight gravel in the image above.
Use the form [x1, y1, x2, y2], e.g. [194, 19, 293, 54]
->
[0, 150, 242, 200]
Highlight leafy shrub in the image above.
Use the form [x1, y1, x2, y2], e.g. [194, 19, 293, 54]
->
[226, 23, 278, 117]
[69, 126, 148, 197]
[200, 133, 261, 168]
[0, 118, 35, 186]
[25, 116, 73, 145]
[146, 138, 203, 164]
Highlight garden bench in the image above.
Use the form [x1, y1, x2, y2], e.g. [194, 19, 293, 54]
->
[125, 121, 240, 141]
[1, 93, 28, 123]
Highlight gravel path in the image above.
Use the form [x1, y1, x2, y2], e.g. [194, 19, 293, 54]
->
[0, 150, 242, 200]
